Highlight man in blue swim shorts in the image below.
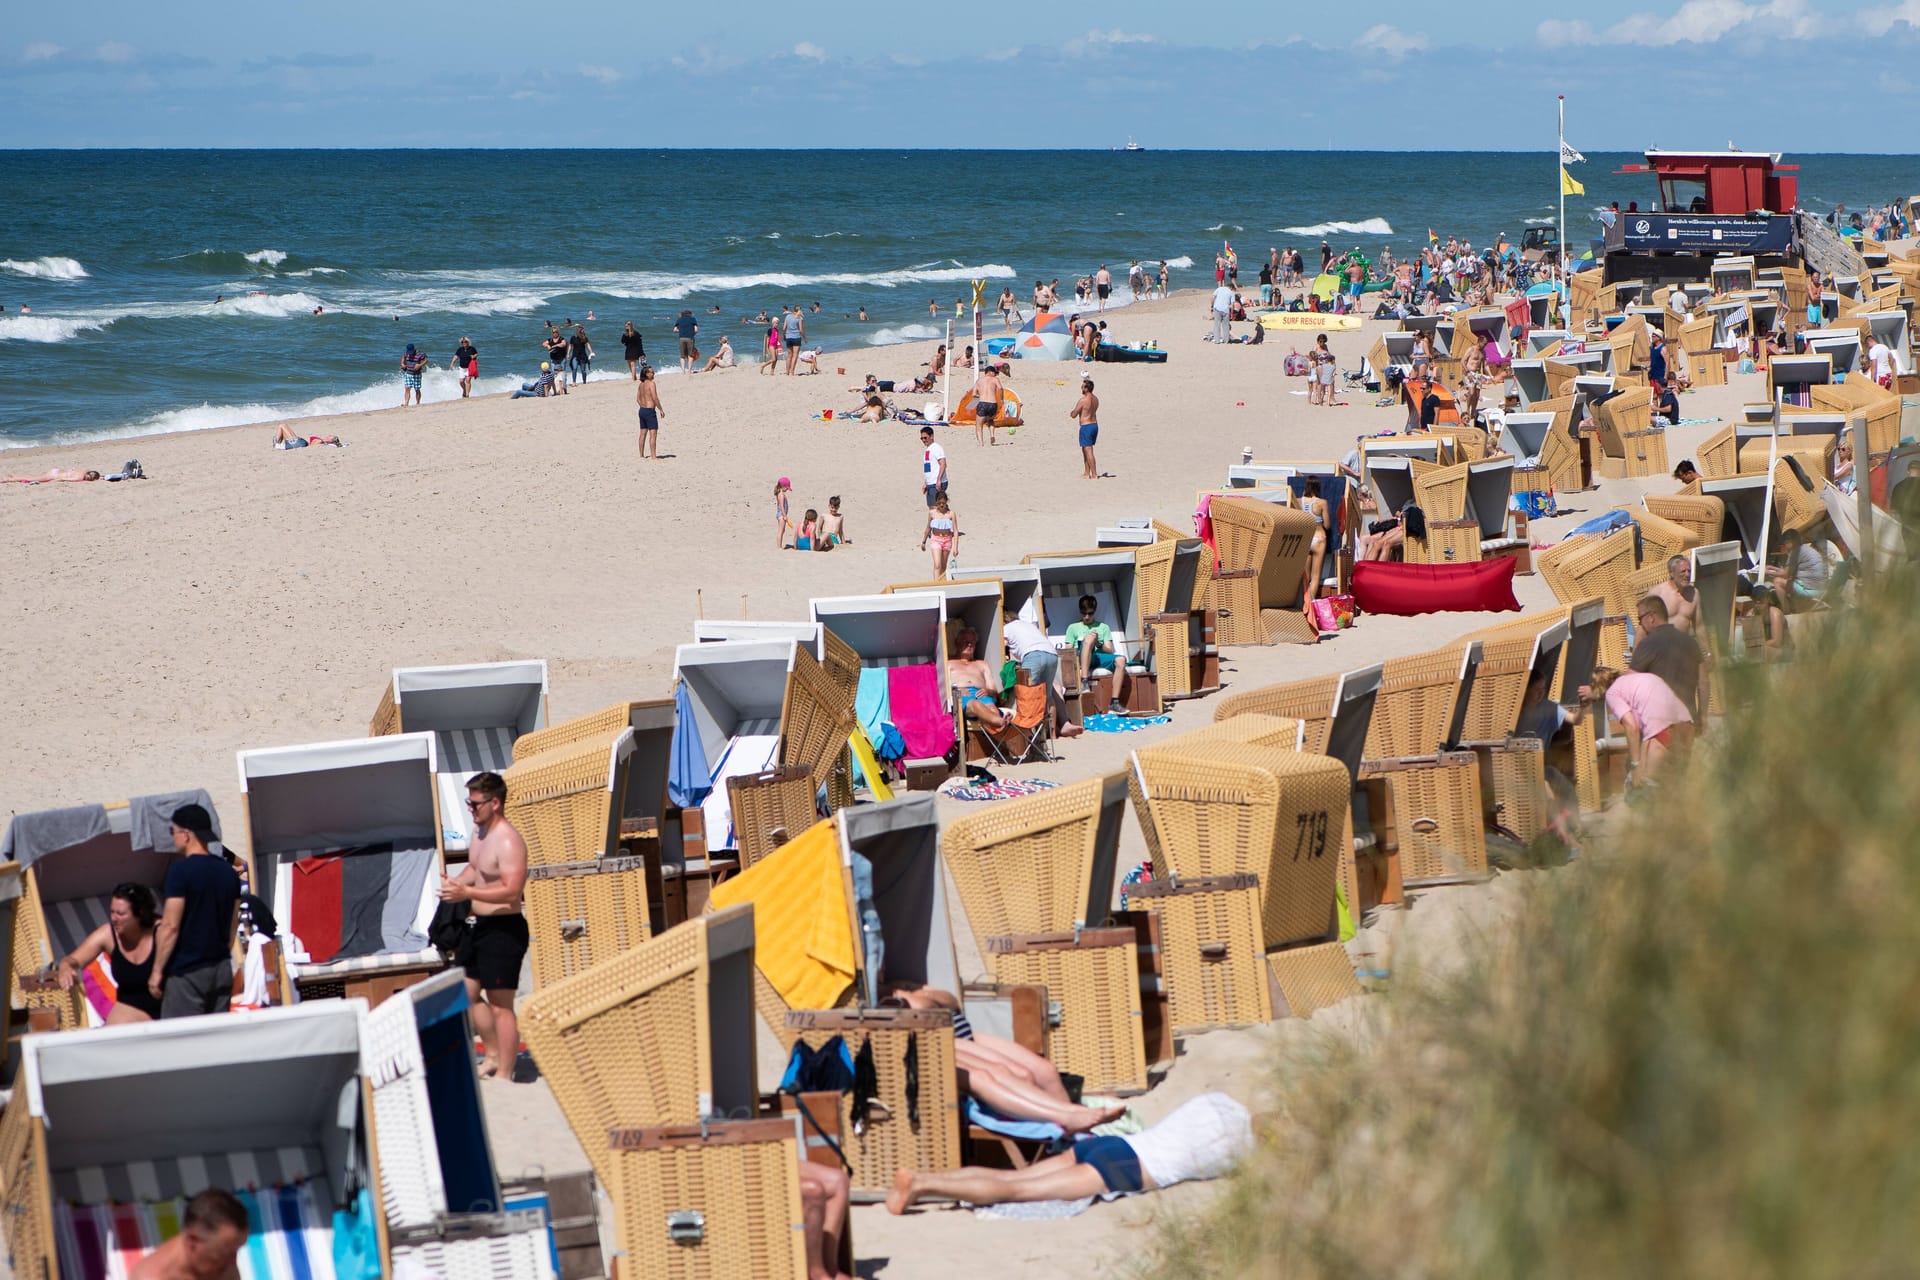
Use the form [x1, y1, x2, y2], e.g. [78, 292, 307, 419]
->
[1070, 376, 1100, 481]
[885, 1092, 1253, 1213]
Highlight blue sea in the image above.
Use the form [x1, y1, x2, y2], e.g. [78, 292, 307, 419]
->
[2, 149, 1914, 447]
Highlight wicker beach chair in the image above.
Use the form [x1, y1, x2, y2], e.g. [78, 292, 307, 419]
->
[1407, 462, 1481, 564]
[238, 734, 449, 1007]
[2, 796, 206, 1030]
[1772, 454, 1830, 536]
[1593, 388, 1667, 478]
[1535, 406, 1586, 492]
[1538, 526, 1639, 674]
[1024, 548, 1161, 714]
[1128, 742, 1359, 1024]
[1134, 535, 1212, 699]
[1206, 498, 1320, 645]
[726, 765, 819, 869]
[940, 773, 1148, 1093]
[518, 907, 811, 1273]
[1358, 645, 1491, 888]
[369, 660, 550, 854]
[1623, 506, 1702, 566]
[1645, 493, 1726, 547]
[707, 797, 965, 1193]
[502, 728, 637, 869]
[1698, 425, 1741, 478]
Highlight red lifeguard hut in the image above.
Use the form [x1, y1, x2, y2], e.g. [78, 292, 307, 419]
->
[1615, 150, 1797, 215]
[1601, 149, 1799, 282]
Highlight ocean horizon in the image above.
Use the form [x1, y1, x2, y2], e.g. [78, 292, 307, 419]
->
[4, 148, 1915, 449]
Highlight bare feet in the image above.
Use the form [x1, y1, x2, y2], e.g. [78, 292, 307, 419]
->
[886, 1169, 917, 1215]
[476, 1059, 500, 1080]
[1065, 1102, 1128, 1132]
[1057, 723, 1085, 739]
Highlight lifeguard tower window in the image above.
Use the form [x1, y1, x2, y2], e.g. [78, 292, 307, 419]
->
[1661, 178, 1709, 214]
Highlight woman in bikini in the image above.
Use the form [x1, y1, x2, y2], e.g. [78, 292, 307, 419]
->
[4, 468, 101, 484]
[1300, 478, 1332, 608]
[920, 491, 957, 578]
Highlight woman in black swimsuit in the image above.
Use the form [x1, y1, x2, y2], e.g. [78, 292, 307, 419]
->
[54, 882, 162, 1024]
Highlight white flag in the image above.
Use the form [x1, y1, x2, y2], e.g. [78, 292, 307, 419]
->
[1560, 140, 1586, 164]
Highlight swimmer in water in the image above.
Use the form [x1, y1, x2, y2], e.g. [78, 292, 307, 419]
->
[214, 294, 223, 304]
[313, 304, 324, 315]
[858, 307, 868, 321]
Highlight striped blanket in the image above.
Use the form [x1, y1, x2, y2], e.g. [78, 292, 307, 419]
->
[55, 1183, 335, 1280]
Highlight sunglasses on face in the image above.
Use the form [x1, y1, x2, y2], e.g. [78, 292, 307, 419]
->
[465, 798, 495, 812]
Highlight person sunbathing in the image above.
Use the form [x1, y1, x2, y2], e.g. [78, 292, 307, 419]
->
[883, 984, 1126, 1133]
[271, 423, 341, 449]
[945, 626, 1007, 732]
[887, 1091, 1253, 1214]
[700, 334, 735, 372]
[54, 883, 162, 1024]
[4, 468, 100, 484]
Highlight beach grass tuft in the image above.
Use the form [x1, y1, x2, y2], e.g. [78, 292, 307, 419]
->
[1147, 571, 1920, 1279]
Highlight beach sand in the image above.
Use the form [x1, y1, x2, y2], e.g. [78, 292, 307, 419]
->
[0, 288, 1762, 1279]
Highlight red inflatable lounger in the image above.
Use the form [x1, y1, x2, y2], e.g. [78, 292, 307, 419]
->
[1351, 558, 1521, 617]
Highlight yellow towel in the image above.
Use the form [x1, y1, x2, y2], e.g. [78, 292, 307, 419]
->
[709, 816, 857, 1011]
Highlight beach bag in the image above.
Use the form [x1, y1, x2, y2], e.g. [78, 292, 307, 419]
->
[1513, 490, 1558, 520]
[1310, 594, 1357, 633]
[1283, 351, 1310, 377]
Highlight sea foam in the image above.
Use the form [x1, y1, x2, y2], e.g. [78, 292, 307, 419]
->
[1, 256, 89, 280]
[104, 368, 529, 444]
[1273, 218, 1396, 237]
[243, 249, 290, 267]
[869, 324, 943, 345]
[0, 315, 109, 343]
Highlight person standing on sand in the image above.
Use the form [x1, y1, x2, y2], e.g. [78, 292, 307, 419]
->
[761, 316, 783, 375]
[1095, 264, 1112, 313]
[621, 322, 646, 379]
[634, 365, 664, 460]
[441, 771, 529, 1081]
[1070, 376, 1101, 480]
[1211, 280, 1234, 344]
[921, 491, 958, 578]
[919, 426, 947, 507]
[970, 365, 1004, 447]
[783, 304, 806, 376]
[773, 477, 794, 548]
[1159, 259, 1169, 297]
[674, 309, 699, 375]
[400, 344, 428, 407]
[151, 804, 240, 1019]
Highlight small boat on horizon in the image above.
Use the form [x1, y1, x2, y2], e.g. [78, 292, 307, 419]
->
[1114, 136, 1144, 152]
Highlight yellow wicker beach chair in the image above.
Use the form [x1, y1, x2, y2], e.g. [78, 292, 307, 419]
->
[1135, 535, 1213, 699]
[502, 728, 637, 869]
[706, 796, 966, 1191]
[787, 1007, 961, 1196]
[1538, 526, 1639, 674]
[1357, 644, 1491, 888]
[1645, 493, 1726, 547]
[1698, 424, 1741, 478]
[524, 853, 654, 992]
[1407, 462, 1480, 564]
[1128, 742, 1359, 1023]
[726, 765, 819, 870]
[1772, 454, 1830, 536]
[518, 906, 812, 1273]
[941, 773, 1147, 1092]
[2, 798, 196, 1029]
[1534, 408, 1587, 492]
[1593, 388, 1667, 478]
[1206, 498, 1320, 645]
[1622, 506, 1701, 566]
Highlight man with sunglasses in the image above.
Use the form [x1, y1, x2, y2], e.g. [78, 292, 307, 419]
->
[440, 771, 529, 1081]
[1629, 594, 1706, 722]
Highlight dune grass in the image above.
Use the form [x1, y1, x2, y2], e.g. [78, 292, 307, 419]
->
[1148, 578, 1920, 1279]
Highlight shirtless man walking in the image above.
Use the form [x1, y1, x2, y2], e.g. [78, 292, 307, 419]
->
[1651, 555, 1699, 634]
[970, 364, 1004, 448]
[1069, 376, 1101, 480]
[441, 771, 530, 1081]
[1095, 264, 1113, 312]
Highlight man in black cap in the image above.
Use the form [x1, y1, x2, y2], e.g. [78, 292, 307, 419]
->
[151, 803, 241, 1018]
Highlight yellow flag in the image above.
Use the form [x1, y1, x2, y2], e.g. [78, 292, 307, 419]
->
[1561, 166, 1585, 197]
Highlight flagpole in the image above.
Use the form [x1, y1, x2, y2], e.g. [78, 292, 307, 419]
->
[1558, 95, 1566, 291]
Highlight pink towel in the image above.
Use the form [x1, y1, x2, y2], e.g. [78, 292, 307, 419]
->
[887, 664, 956, 761]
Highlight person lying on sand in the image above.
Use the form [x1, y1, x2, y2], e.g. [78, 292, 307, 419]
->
[887, 1091, 1252, 1214]
[272, 423, 342, 449]
[4, 468, 101, 484]
[882, 984, 1127, 1133]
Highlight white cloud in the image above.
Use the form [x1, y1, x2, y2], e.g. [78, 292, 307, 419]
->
[1066, 29, 1159, 56]
[578, 63, 620, 84]
[93, 41, 135, 64]
[22, 42, 62, 62]
[1863, 0, 1920, 32]
[984, 45, 1024, 62]
[1539, 0, 1818, 46]
[792, 41, 828, 61]
[1353, 24, 1429, 60]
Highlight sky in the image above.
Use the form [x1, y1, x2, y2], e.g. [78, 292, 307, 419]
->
[6, 0, 1920, 150]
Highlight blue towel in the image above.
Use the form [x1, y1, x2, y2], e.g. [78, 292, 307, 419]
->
[856, 667, 892, 742]
[1562, 509, 1635, 540]
[964, 1097, 1065, 1143]
[667, 682, 713, 809]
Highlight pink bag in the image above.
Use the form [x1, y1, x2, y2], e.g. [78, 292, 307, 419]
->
[1284, 351, 1310, 377]
[1309, 594, 1357, 632]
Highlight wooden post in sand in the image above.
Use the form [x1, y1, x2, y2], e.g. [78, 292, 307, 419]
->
[696, 589, 704, 620]
[740, 594, 748, 619]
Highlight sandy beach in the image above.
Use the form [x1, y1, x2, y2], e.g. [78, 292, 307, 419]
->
[0, 287, 1763, 1278]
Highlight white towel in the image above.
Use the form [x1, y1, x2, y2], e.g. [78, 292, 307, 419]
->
[701, 734, 782, 852]
[237, 933, 271, 1008]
